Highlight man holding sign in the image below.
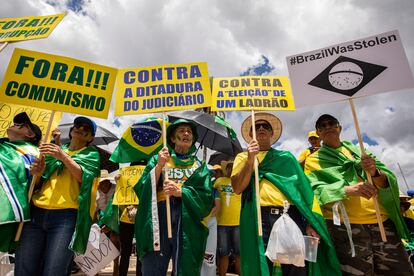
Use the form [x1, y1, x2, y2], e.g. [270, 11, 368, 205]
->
[134, 119, 213, 276]
[305, 114, 413, 275]
[231, 112, 341, 275]
[0, 112, 42, 252]
[15, 116, 101, 275]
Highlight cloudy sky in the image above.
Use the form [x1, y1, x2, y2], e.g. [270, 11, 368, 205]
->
[1, 0, 414, 192]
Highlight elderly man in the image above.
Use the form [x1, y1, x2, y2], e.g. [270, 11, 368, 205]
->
[305, 114, 413, 275]
[298, 131, 321, 168]
[134, 119, 213, 276]
[15, 116, 101, 275]
[0, 112, 42, 252]
[231, 112, 340, 276]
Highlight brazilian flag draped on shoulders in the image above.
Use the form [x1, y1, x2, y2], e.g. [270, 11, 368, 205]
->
[41, 144, 100, 254]
[305, 141, 411, 241]
[134, 154, 213, 276]
[0, 140, 39, 252]
[110, 118, 167, 163]
[240, 148, 341, 276]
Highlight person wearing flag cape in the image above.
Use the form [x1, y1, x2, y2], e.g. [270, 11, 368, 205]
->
[231, 112, 341, 276]
[15, 116, 101, 276]
[134, 119, 213, 276]
[305, 114, 413, 275]
[0, 112, 42, 253]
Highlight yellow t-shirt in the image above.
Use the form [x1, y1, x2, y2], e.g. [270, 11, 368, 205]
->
[214, 177, 241, 226]
[157, 158, 200, 202]
[32, 147, 96, 211]
[320, 146, 388, 224]
[298, 148, 311, 163]
[231, 151, 289, 207]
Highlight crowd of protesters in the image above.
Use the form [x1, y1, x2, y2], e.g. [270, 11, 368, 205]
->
[1, 111, 414, 276]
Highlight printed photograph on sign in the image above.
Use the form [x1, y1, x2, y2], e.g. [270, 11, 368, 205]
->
[114, 62, 211, 115]
[0, 48, 117, 118]
[211, 76, 295, 111]
[286, 30, 414, 108]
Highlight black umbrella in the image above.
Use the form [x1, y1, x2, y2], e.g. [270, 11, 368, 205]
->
[168, 111, 243, 157]
[208, 152, 234, 165]
[58, 123, 119, 146]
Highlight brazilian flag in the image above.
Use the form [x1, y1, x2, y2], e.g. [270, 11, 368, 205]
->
[110, 118, 168, 163]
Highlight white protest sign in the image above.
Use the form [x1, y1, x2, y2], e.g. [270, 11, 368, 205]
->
[286, 30, 414, 108]
[74, 224, 119, 275]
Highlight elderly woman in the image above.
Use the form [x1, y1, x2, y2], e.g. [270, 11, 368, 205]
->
[134, 119, 213, 276]
[15, 116, 101, 276]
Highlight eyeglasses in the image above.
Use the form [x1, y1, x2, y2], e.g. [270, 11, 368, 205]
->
[317, 120, 339, 131]
[255, 123, 272, 131]
[74, 122, 91, 132]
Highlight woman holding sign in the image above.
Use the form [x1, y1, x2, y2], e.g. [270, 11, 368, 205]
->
[15, 117, 101, 276]
[134, 119, 213, 276]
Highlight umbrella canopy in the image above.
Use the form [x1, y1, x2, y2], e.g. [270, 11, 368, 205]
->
[208, 152, 234, 166]
[168, 111, 243, 157]
[58, 123, 119, 146]
[94, 146, 119, 173]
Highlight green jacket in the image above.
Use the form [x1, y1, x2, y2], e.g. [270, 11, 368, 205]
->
[134, 155, 213, 276]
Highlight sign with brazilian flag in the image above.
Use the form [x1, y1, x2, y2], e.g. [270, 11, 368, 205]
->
[110, 118, 168, 163]
[0, 48, 117, 119]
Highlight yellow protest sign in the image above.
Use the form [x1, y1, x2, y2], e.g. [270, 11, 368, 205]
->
[211, 76, 295, 111]
[0, 102, 62, 141]
[0, 14, 65, 43]
[114, 62, 211, 115]
[113, 165, 145, 205]
[0, 48, 117, 119]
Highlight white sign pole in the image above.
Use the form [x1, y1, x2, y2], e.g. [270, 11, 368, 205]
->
[251, 110, 263, 236]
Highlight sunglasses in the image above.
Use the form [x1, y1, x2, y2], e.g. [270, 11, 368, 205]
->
[13, 122, 26, 129]
[317, 120, 339, 131]
[74, 122, 91, 132]
[254, 123, 272, 131]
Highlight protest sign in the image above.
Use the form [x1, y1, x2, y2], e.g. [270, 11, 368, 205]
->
[0, 14, 65, 43]
[114, 62, 211, 115]
[211, 76, 295, 111]
[0, 102, 62, 141]
[74, 224, 119, 276]
[286, 30, 414, 108]
[0, 48, 117, 118]
[113, 165, 144, 205]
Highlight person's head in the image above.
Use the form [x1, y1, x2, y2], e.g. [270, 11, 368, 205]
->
[7, 112, 42, 146]
[99, 169, 113, 194]
[221, 160, 234, 177]
[308, 131, 321, 148]
[167, 119, 197, 153]
[212, 164, 224, 178]
[315, 114, 341, 147]
[69, 116, 96, 146]
[399, 193, 412, 214]
[241, 112, 282, 150]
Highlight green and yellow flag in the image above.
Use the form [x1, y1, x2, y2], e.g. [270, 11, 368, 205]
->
[0, 140, 39, 252]
[110, 118, 167, 163]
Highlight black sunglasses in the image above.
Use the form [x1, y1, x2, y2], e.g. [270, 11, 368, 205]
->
[317, 120, 339, 131]
[254, 123, 272, 131]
